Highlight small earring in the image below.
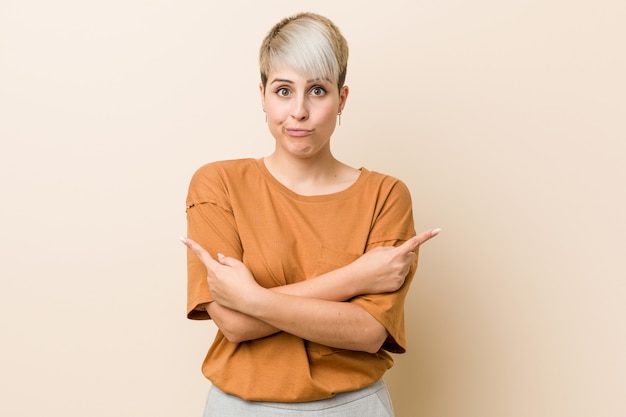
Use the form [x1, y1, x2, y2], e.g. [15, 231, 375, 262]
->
[338, 111, 342, 126]
[263, 109, 267, 123]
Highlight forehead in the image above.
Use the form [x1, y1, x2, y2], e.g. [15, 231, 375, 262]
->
[268, 67, 333, 85]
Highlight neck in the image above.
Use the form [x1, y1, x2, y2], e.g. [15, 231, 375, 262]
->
[263, 151, 359, 196]
[264, 151, 339, 183]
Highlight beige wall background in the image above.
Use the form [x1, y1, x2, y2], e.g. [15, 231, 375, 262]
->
[1, 1, 624, 416]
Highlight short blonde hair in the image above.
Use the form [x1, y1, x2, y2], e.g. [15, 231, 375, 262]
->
[259, 12, 349, 89]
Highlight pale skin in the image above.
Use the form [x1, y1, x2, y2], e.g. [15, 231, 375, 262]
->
[182, 230, 439, 352]
[182, 67, 440, 353]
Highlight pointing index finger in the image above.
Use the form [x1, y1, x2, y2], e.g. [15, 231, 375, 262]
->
[397, 228, 441, 253]
[180, 237, 219, 267]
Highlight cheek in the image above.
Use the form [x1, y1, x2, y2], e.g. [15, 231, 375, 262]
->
[319, 105, 338, 122]
[265, 101, 288, 118]
[313, 99, 336, 116]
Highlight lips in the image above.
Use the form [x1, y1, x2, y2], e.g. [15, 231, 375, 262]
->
[285, 128, 313, 137]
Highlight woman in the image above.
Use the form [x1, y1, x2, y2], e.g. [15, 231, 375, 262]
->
[181, 12, 439, 416]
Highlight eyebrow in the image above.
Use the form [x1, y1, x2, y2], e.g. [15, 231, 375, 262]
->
[270, 77, 330, 85]
[270, 78, 295, 85]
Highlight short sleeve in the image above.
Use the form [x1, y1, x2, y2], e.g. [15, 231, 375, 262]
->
[350, 179, 416, 353]
[185, 164, 243, 320]
[351, 254, 417, 353]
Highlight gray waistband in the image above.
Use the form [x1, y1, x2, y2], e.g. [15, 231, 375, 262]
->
[226, 379, 387, 411]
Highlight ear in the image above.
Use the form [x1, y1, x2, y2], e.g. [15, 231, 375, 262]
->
[259, 82, 266, 110]
[338, 85, 349, 113]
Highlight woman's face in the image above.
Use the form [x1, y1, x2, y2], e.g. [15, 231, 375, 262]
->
[260, 67, 348, 160]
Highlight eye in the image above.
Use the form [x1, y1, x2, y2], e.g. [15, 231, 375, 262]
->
[276, 87, 290, 97]
[310, 86, 326, 96]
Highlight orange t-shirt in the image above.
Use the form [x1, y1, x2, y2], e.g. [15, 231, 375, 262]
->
[186, 158, 417, 402]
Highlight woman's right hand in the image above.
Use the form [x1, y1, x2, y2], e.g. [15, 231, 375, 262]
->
[350, 228, 440, 295]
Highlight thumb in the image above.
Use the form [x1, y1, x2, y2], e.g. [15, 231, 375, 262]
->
[216, 253, 239, 267]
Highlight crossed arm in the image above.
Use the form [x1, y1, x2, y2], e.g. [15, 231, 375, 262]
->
[181, 228, 439, 353]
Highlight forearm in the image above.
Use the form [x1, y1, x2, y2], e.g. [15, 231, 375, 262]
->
[206, 302, 280, 343]
[240, 289, 387, 353]
[270, 264, 362, 300]
[185, 233, 430, 346]
[208, 264, 364, 343]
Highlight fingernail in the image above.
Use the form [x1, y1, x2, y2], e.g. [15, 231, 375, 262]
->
[217, 253, 225, 260]
[432, 228, 441, 236]
[179, 236, 188, 244]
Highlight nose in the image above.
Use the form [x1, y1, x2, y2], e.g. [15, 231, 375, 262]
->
[291, 96, 309, 121]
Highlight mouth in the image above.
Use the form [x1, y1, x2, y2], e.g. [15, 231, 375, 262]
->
[285, 128, 313, 137]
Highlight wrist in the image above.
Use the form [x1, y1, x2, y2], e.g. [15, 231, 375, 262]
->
[238, 286, 272, 318]
[338, 261, 365, 298]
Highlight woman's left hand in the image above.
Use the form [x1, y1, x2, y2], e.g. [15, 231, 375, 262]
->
[180, 237, 261, 311]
